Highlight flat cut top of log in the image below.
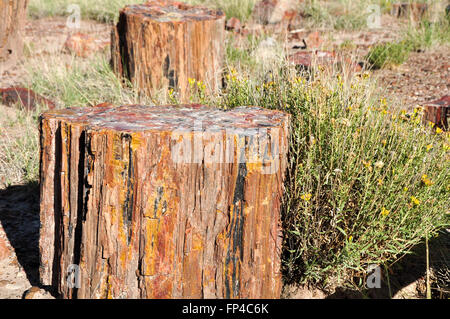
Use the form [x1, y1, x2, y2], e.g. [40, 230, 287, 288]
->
[41, 104, 289, 134]
[123, 0, 225, 22]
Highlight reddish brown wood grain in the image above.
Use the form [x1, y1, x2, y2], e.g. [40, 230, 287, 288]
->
[423, 96, 449, 130]
[0, 0, 28, 68]
[111, 1, 226, 102]
[39, 104, 290, 299]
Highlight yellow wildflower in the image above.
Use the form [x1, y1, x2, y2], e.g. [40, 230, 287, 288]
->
[444, 143, 450, 151]
[421, 174, 433, 186]
[381, 139, 387, 146]
[426, 144, 433, 151]
[377, 178, 384, 186]
[348, 236, 353, 242]
[410, 196, 420, 206]
[403, 187, 409, 192]
[381, 207, 390, 217]
[362, 160, 371, 169]
[436, 127, 443, 134]
[301, 193, 312, 201]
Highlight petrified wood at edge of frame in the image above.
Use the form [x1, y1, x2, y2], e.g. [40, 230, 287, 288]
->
[0, 0, 29, 68]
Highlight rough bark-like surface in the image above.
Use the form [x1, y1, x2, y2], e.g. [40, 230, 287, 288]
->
[111, 1, 225, 102]
[423, 95, 449, 130]
[39, 104, 290, 299]
[0, 0, 28, 68]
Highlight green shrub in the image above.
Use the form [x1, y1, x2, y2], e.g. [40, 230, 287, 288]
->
[28, 0, 257, 23]
[216, 68, 450, 288]
[28, 0, 147, 23]
[404, 18, 450, 51]
[366, 41, 413, 69]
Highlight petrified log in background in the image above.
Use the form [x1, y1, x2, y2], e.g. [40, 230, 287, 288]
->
[111, 1, 225, 102]
[0, 0, 28, 68]
[390, 2, 428, 20]
[39, 104, 290, 299]
[423, 95, 449, 130]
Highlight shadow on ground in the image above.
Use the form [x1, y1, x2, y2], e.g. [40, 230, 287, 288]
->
[1, 181, 448, 299]
[326, 230, 450, 299]
[0, 182, 40, 287]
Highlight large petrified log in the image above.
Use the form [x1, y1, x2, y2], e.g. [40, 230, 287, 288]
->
[0, 0, 28, 68]
[111, 1, 225, 102]
[39, 104, 290, 299]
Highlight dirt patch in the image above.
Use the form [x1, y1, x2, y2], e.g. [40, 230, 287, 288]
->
[374, 45, 450, 110]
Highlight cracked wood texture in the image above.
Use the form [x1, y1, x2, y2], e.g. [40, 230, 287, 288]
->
[39, 104, 290, 299]
[0, 0, 28, 68]
[111, 1, 225, 103]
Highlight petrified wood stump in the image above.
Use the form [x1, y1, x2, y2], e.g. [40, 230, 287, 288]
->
[423, 95, 449, 130]
[0, 0, 28, 68]
[111, 1, 225, 102]
[39, 104, 290, 299]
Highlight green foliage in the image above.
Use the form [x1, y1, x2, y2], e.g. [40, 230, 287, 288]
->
[366, 41, 413, 69]
[27, 56, 152, 108]
[28, 0, 146, 23]
[367, 15, 450, 69]
[0, 110, 40, 186]
[186, 0, 257, 22]
[217, 69, 450, 287]
[28, 0, 257, 23]
[404, 18, 450, 51]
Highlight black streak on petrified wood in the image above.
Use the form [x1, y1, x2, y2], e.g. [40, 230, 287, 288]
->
[111, 1, 226, 102]
[39, 104, 290, 299]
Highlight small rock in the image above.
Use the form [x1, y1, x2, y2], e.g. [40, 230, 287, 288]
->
[0, 223, 14, 262]
[252, 0, 302, 25]
[289, 50, 362, 73]
[0, 87, 56, 111]
[305, 31, 323, 49]
[63, 33, 110, 58]
[92, 102, 114, 108]
[23, 287, 55, 299]
[268, 0, 301, 24]
[226, 17, 241, 33]
[289, 50, 335, 69]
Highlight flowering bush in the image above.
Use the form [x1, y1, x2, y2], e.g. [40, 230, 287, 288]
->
[212, 67, 450, 287]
